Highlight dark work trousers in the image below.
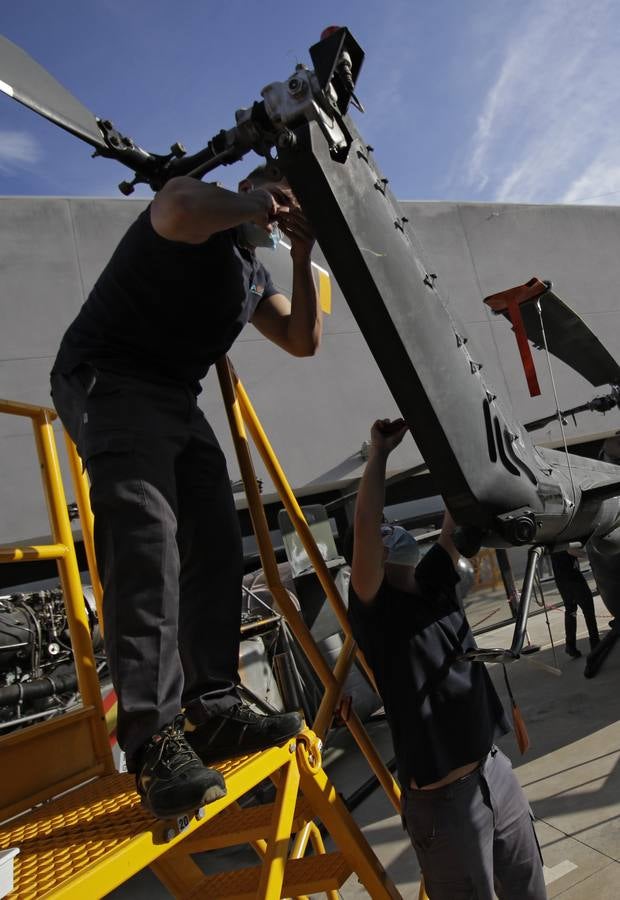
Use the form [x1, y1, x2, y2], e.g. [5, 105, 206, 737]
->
[550, 551, 600, 651]
[402, 747, 547, 900]
[51, 366, 243, 770]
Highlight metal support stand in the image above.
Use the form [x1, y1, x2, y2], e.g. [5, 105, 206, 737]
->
[460, 546, 545, 664]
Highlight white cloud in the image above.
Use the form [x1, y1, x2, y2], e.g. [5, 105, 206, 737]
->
[562, 149, 620, 204]
[0, 130, 41, 173]
[463, 0, 620, 204]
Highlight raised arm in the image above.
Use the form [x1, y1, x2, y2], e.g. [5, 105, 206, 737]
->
[437, 508, 462, 568]
[351, 419, 409, 602]
[251, 199, 322, 357]
[150, 176, 286, 244]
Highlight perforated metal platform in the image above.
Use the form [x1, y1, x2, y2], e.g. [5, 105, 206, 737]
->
[0, 751, 278, 899]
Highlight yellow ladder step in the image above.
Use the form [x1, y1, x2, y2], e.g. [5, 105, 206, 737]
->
[186, 851, 352, 899]
[178, 796, 316, 852]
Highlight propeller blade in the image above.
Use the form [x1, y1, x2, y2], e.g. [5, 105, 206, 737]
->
[516, 288, 620, 387]
[0, 34, 107, 152]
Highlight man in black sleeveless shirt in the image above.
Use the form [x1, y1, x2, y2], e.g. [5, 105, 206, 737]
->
[346, 418, 547, 899]
[50, 165, 320, 818]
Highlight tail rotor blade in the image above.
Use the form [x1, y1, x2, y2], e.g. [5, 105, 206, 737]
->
[0, 34, 107, 152]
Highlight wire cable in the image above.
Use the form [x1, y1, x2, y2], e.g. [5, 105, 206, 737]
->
[535, 298, 577, 506]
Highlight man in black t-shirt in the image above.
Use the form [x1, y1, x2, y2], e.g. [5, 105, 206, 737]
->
[50, 165, 321, 819]
[346, 417, 547, 899]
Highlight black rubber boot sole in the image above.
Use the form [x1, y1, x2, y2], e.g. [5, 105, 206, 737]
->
[140, 774, 227, 819]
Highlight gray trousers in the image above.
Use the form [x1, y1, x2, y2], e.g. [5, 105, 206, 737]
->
[402, 747, 547, 900]
[51, 367, 243, 770]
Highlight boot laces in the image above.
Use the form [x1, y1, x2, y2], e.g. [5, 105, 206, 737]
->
[151, 716, 196, 772]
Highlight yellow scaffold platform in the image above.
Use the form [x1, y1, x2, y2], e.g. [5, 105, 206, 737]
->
[0, 366, 411, 899]
[0, 729, 400, 899]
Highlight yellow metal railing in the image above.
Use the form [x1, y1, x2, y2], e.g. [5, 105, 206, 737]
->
[217, 358, 428, 900]
[217, 359, 401, 813]
[0, 399, 114, 823]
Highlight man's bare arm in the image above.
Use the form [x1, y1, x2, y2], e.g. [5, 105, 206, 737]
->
[251, 206, 322, 357]
[437, 509, 462, 568]
[351, 420, 409, 602]
[150, 176, 284, 244]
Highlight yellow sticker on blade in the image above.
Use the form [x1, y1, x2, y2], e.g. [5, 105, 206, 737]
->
[313, 264, 332, 315]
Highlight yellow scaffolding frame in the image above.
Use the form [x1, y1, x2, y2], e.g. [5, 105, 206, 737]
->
[0, 399, 114, 824]
[216, 358, 401, 806]
[0, 389, 413, 898]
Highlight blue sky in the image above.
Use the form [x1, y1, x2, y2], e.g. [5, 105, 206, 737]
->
[1, 0, 620, 204]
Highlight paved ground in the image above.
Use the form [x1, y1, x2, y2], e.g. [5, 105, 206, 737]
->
[111, 590, 619, 899]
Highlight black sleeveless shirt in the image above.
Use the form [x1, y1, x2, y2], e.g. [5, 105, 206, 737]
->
[53, 206, 277, 391]
[348, 543, 510, 788]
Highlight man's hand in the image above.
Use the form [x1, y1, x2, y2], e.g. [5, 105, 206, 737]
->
[248, 188, 289, 232]
[370, 418, 409, 455]
[277, 205, 316, 261]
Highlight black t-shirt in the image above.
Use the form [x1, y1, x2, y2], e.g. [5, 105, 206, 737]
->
[52, 206, 278, 391]
[348, 543, 510, 788]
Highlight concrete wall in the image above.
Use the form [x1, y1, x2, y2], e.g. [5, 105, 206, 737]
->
[1, 196, 619, 544]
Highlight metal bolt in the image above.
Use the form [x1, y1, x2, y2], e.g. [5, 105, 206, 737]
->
[165, 827, 176, 842]
[288, 741, 296, 753]
[277, 130, 297, 150]
[196, 806, 206, 820]
[288, 77, 306, 96]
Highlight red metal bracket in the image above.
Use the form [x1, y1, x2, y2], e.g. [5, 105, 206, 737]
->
[484, 277, 549, 397]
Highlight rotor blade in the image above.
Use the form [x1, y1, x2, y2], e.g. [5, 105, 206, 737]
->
[509, 287, 620, 387]
[323, 461, 430, 512]
[0, 34, 107, 152]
